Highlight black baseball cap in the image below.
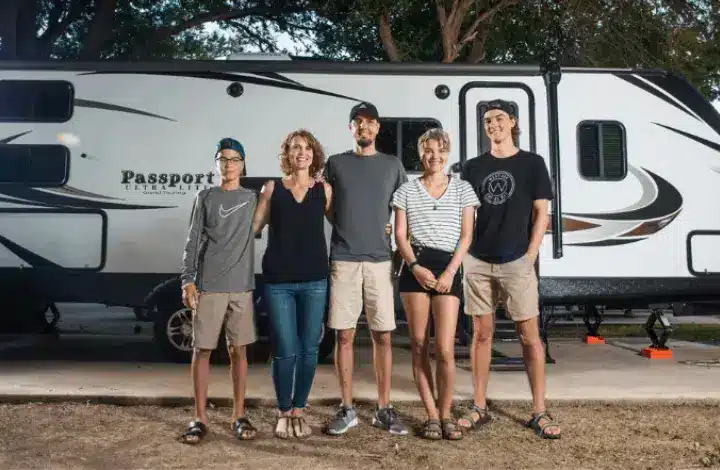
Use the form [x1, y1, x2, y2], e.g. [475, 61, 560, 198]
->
[349, 101, 379, 122]
[485, 99, 516, 117]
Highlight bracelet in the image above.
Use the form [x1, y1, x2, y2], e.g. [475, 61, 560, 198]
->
[408, 261, 419, 270]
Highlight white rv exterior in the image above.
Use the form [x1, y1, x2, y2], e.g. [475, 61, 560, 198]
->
[2, 57, 719, 360]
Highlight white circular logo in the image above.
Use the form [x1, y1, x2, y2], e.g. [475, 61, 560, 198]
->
[482, 170, 515, 205]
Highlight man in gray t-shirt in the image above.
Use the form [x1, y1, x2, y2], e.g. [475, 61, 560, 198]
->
[323, 102, 409, 437]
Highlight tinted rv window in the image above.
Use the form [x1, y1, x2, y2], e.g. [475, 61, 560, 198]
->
[477, 101, 520, 155]
[0, 145, 69, 186]
[376, 118, 442, 172]
[0, 80, 74, 123]
[577, 121, 626, 180]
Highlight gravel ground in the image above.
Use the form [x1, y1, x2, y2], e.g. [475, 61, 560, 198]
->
[0, 401, 719, 469]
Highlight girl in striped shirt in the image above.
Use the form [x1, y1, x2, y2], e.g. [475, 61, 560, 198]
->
[391, 128, 480, 441]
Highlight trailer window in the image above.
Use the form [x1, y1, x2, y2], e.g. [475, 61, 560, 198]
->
[0, 145, 69, 186]
[477, 101, 520, 155]
[376, 118, 443, 172]
[0, 80, 74, 123]
[577, 121, 627, 180]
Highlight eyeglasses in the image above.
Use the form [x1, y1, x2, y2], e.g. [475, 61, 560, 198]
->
[216, 157, 244, 164]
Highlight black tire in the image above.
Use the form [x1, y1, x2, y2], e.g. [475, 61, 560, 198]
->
[317, 322, 335, 363]
[152, 300, 195, 363]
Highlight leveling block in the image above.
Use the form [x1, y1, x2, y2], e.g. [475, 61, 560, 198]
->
[640, 346, 673, 359]
[584, 335, 605, 345]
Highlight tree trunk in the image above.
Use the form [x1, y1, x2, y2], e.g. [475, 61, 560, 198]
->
[379, 11, 402, 61]
[81, 0, 118, 59]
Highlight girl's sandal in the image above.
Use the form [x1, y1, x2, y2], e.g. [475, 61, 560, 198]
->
[420, 419, 442, 440]
[274, 416, 292, 439]
[179, 420, 207, 445]
[441, 419, 463, 441]
[291, 416, 312, 439]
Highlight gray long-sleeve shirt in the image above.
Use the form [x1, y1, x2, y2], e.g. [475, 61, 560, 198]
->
[181, 186, 257, 293]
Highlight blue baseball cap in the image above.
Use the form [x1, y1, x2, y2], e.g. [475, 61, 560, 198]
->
[216, 138, 245, 159]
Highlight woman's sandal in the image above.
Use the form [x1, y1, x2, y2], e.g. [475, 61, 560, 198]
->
[231, 417, 258, 440]
[441, 419, 463, 441]
[457, 404, 493, 431]
[291, 416, 312, 439]
[527, 411, 561, 439]
[275, 416, 292, 439]
[179, 419, 207, 445]
[420, 419, 442, 440]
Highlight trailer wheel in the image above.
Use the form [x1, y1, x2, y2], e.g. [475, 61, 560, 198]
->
[153, 302, 195, 363]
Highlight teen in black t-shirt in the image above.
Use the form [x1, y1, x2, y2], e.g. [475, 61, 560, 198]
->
[457, 99, 561, 439]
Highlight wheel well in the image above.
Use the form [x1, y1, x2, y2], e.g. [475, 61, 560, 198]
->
[143, 276, 183, 316]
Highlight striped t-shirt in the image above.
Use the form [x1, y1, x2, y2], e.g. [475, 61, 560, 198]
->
[391, 176, 481, 253]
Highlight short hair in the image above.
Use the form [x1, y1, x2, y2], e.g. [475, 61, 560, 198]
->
[279, 129, 326, 177]
[417, 128, 451, 155]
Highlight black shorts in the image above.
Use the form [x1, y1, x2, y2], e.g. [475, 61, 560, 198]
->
[398, 245, 463, 299]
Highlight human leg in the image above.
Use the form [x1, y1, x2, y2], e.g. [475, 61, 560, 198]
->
[401, 291, 438, 438]
[430, 294, 462, 440]
[224, 291, 258, 440]
[180, 292, 228, 444]
[502, 255, 560, 438]
[457, 255, 496, 430]
[363, 260, 407, 435]
[264, 282, 299, 438]
[326, 262, 363, 435]
[291, 279, 328, 437]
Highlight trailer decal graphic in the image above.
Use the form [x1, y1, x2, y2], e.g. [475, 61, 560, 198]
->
[0, 234, 60, 268]
[80, 71, 361, 102]
[75, 99, 177, 122]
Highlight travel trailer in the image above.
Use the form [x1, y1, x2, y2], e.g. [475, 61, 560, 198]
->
[2, 55, 720, 362]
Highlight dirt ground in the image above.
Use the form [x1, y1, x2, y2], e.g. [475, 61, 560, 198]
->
[1, 401, 719, 470]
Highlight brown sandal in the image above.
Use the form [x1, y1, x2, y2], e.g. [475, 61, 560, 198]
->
[274, 416, 291, 439]
[420, 419, 442, 440]
[441, 419, 463, 440]
[457, 404, 493, 430]
[292, 416, 312, 438]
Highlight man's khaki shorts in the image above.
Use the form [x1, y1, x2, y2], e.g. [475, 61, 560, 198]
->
[463, 253, 539, 322]
[192, 291, 256, 350]
[328, 260, 396, 332]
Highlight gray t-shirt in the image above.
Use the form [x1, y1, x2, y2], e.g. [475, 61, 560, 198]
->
[324, 150, 408, 262]
[181, 186, 257, 292]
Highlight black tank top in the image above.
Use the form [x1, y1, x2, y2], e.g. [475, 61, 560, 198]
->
[262, 179, 329, 283]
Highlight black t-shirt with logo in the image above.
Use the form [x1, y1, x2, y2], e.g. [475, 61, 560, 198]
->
[461, 150, 554, 263]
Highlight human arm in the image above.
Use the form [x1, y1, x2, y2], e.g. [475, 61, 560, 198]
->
[180, 192, 204, 308]
[323, 182, 333, 218]
[526, 157, 554, 264]
[392, 184, 436, 290]
[252, 180, 274, 234]
[322, 159, 334, 223]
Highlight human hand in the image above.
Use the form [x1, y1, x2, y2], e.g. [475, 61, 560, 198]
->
[309, 172, 325, 188]
[182, 283, 198, 310]
[412, 265, 437, 290]
[525, 249, 539, 266]
[434, 270, 455, 293]
[386, 223, 392, 236]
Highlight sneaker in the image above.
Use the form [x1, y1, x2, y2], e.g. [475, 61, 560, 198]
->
[372, 405, 408, 435]
[326, 405, 359, 435]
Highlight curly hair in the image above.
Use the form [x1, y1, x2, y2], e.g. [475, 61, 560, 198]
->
[279, 129, 326, 177]
[417, 128, 451, 155]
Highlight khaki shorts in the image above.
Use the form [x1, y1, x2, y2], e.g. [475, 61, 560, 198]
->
[328, 260, 396, 332]
[192, 291, 256, 350]
[463, 253, 539, 322]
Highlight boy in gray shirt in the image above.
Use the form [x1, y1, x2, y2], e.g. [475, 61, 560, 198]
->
[179, 138, 258, 444]
[324, 102, 409, 436]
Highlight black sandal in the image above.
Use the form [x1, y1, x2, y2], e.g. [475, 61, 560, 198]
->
[179, 419, 207, 445]
[441, 419, 463, 440]
[527, 411, 561, 439]
[420, 419, 442, 440]
[232, 417, 257, 440]
[457, 404, 493, 430]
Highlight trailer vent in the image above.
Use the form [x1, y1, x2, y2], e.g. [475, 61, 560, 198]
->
[577, 121, 626, 181]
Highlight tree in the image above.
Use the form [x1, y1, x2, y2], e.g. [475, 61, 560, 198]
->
[0, 0, 321, 60]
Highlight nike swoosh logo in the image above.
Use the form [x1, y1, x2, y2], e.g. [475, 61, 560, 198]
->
[219, 201, 249, 218]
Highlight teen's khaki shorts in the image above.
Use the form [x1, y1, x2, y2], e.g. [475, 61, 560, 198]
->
[328, 260, 396, 332]
[463, 253, 539, 322]
[192, 291, 256, 350]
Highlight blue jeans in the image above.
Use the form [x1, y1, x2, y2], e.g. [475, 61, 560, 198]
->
[264, 278, 328, 412]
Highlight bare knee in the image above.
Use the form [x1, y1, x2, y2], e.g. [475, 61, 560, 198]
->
[436, 344, 454, 365]
[227, 344, 247, 362]
[472, 317, 494, 344]
[336, 329, 355, 349]
[193, 348, 212, 361]
[410, 336, 429, 358]
[371, 330, 392, 348]
[516, 318, 543, 348]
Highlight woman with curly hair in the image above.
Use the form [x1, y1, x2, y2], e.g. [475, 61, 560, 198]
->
[252, 129, 332, 440]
